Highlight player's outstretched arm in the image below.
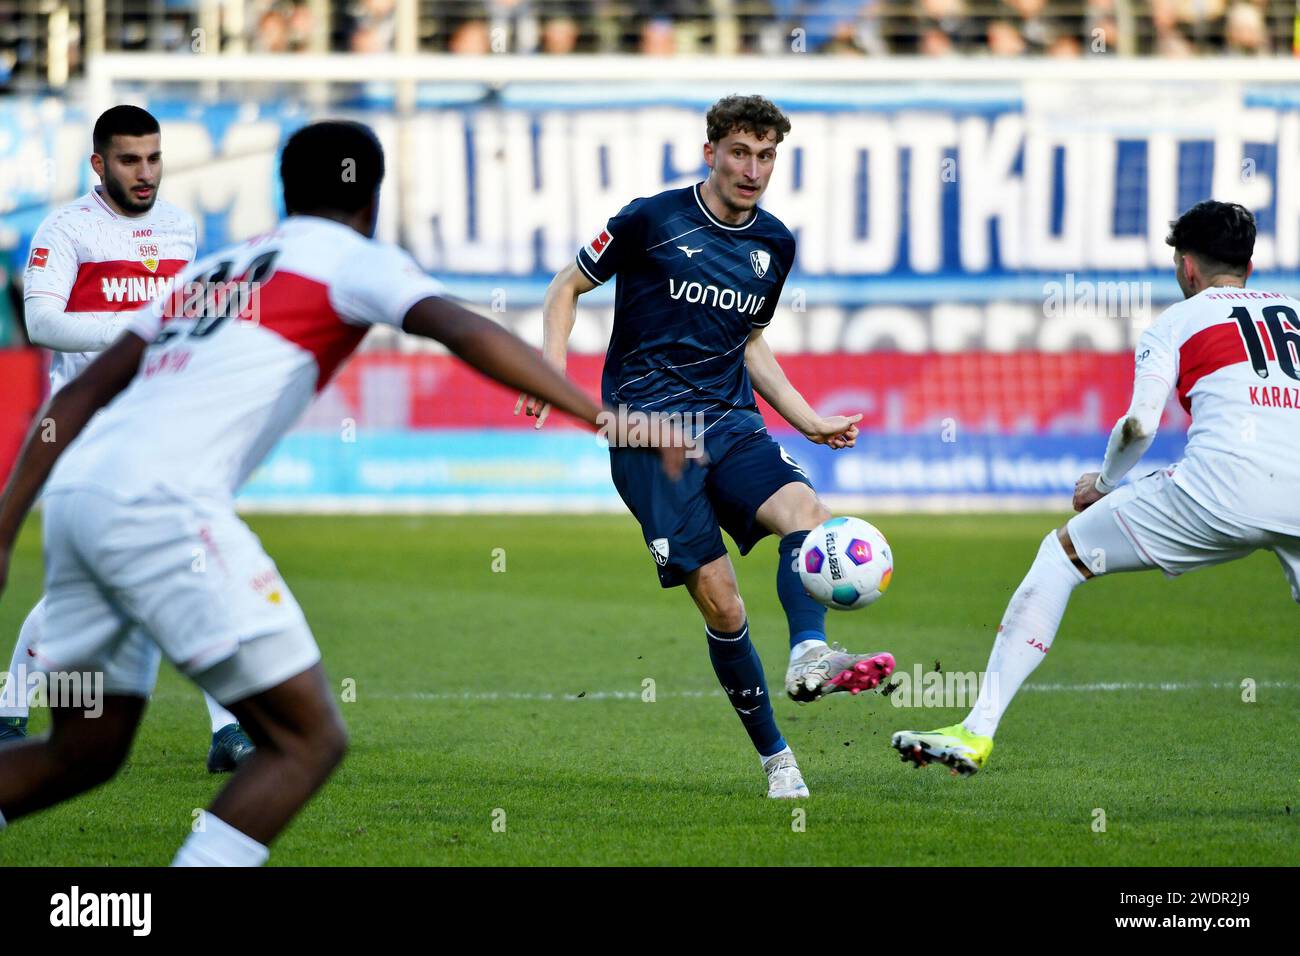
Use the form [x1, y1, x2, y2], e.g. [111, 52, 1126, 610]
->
[514, 262, 597, 429]
[744, 328, 861, 449]
[0, 332, 146, 596]
[406, 293, 602, 431]
[406, 295, 685, 478]
[24, 295, 137, 353]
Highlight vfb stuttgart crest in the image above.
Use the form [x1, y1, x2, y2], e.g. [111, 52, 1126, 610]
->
[138, 242, 159, 273]
[750, 248, 770, 278]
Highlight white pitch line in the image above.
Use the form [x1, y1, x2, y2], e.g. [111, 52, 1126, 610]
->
[147, 679, 1300, 705]
[384, 689, 719, 702]
[1020, 680, 1300, 693]
[376, 680, 1300, 701]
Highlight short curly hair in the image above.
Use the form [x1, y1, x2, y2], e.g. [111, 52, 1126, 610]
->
[1166, 200, 1255, 273]
[706, 95, 792, 146]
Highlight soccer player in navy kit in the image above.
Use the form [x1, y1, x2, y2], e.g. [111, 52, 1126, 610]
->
[517, 96, 895, 798]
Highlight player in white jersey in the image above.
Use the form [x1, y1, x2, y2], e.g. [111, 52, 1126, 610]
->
[0, 121, 678, 865]
[0, 105, 257, 773]
[892, 200, 1300, 774]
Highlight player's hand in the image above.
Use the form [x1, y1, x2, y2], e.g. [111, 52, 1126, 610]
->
[807, 414, 862, 450]
[1073, 472, 1107, 512]
[513, 354, 567, 429]
[513, 391, 552, 429]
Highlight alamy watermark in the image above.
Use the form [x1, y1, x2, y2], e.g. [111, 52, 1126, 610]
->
[596, 406, 706, 459]
[1043, 274, 1152, 327]
[0, 664, 103, 718]
[886, 663, 997, 715]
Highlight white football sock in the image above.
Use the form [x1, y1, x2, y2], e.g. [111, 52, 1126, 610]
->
[172, 814, 268, 867]
[789, 638, 828, 662]
[761, 744, 794, 767]
[0, 600, 45, 720]
[203, 692, 239, 733]
[963, 532, 1085, 738]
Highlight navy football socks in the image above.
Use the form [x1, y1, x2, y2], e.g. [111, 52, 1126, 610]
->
[705, 620, 785, 759]
[778, 530, 828, 651]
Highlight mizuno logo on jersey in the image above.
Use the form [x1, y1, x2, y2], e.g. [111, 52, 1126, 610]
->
[102, 275, 175, 303]
[668, 278, 765, 315]
[677, 245, 702, 258]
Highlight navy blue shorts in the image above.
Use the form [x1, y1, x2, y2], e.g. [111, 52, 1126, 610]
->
[609, 424, 814, 588]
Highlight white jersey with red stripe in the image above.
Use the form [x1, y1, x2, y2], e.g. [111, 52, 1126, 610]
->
[1136, 285, 1300, 536]
[45, 216, 444, 503]
[23, 187, 196, 393]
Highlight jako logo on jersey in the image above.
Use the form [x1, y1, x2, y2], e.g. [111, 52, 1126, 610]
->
[677, 245, 702, 258]
[132, 228, 152, 238]
[649, 538, 670, 566]
[586, 228, 612, 261]
[29, 247, 50, 270]
[668, 278, 765, 315]
[750, 249, 770, 277]
[102, 275, 175, 303]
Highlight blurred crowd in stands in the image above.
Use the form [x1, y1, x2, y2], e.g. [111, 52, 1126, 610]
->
[1, 0, 1294, 73]
[238, 0, 1295, 56]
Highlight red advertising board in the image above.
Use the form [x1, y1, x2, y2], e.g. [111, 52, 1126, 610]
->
[319, 352, 1168, 434]
[0, 351, 44, 483]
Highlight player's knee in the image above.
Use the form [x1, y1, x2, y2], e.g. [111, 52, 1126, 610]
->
[1052, 527, 1092, 580]
[48, 726, 130, 786]
[315, 713, 349, 772]
[710, 597, 746, 632]
[699, 583, 746, 630]
[802, 498, 833, 529]
[283, 708, 348, 775]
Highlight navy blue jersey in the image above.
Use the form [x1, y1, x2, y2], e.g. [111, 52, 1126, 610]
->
[576, 183, 796, 432]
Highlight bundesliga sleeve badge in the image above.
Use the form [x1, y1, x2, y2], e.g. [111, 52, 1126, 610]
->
[28, 247, 50, 269]
[585, 228, 612, 262]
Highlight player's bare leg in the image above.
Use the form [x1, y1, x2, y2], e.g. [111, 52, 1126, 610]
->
[0, 695, 146, 821]
[183, 664, 346, 852]
[686, 555, 806, 798]
[757, 481, 895, 701]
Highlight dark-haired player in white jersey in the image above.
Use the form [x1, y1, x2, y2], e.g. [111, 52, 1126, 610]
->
[894, 200, 1300, 774]
[0, 120, 676, 865]
[0, 105, 256, 773]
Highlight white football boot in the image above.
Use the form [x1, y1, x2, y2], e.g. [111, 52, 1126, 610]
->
[785, 642, 895, 703]
[763, 750, 810, 799]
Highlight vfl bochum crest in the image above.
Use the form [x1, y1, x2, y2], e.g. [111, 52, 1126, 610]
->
[649, 538, 670, 566]
[750, 249, 770, 278]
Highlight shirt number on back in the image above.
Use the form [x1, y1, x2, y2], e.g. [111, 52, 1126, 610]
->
[154, 251, 279, 345]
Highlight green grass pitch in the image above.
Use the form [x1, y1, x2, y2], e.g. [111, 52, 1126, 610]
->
[0, 511, 1295, 866]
